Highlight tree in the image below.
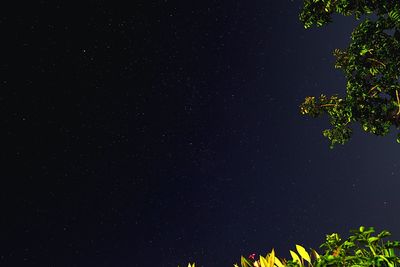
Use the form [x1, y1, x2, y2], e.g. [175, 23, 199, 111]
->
[299, 0, 400, 148]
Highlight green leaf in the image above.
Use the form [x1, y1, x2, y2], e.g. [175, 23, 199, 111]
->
[241, 256, 253, 267]
[368, 237, 379, 243]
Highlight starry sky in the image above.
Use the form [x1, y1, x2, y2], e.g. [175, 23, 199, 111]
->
[3, 1, 400, 266]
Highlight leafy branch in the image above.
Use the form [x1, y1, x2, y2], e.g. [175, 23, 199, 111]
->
[299, 0, 400, 147]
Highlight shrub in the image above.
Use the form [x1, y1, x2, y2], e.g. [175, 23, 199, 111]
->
[181, 226, 400, 267]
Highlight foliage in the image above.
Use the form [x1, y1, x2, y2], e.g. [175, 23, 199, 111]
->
[298, 0, 400, 148]
[181, 226, 400, 267]
[314, 226, 400, 267]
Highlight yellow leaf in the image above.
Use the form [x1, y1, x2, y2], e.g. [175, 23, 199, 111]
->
[260, 256, 268, 267]
[296, 245, 311, 264]
[311, 249, 320, 260]
[290, 250, 301, 265]
[268, 249, 275, 267]
[274, 256, 285, 267]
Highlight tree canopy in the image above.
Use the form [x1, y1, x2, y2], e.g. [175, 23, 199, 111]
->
[299, 0, 400, 148]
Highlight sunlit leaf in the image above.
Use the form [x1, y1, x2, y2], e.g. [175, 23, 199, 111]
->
[260, 256, 268, 267]
[290, 250, 301, 264]
[296, 245, 311, 264]
[274, 256, 285, 267]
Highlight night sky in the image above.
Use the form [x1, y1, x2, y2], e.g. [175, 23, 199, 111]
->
[3, 1, 400, 266]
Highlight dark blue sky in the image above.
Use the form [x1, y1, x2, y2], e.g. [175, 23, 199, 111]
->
[3, 1, 400, 266]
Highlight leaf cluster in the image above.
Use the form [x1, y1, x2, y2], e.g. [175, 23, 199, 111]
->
[181, 226, 400, 267]
[299, 0, 397, 29]
[299, 0, 400, 148]
[315, 226, 400, 267]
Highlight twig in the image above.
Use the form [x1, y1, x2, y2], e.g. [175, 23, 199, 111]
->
[368, 84, 380, 94]
[367, 58, 386, 67]
[319, 104, 337, 107]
